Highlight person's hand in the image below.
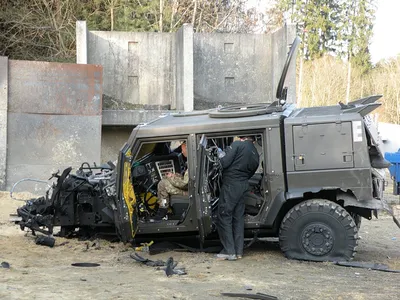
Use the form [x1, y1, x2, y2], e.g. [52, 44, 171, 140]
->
[166, 172, 174, 178]
[217, 148, 225, 158]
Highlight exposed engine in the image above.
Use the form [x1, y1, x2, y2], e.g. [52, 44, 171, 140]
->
[14, 162, 117, 237]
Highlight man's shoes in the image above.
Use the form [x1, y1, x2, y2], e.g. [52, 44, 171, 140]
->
[215, 253, 237, 261]
[149, 207, 168, 223]
[237, 255, 242, 259]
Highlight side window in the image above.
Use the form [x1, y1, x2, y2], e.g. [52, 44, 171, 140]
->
[202, 133, 264, 175]
[130, 138, 189, 220]
[133, 139, 188, 182]
[198, 132, 266, 217]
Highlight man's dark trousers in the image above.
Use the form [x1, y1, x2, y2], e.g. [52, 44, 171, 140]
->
[217, 179, 249, 256]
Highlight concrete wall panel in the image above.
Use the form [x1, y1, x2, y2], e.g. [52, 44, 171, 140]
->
[175, 24, 194, 111]
[85, 23, 296, 114]
[271, 25, 297, 104]
[193, 24, 296, 109]
[101, 126, 133, 163]
[0, 57, 8, 189]
[193, 33, 273, 109]
[76, 20, 88, 64]
[102, 110, 169, 126]
[88, 31, 176, 108]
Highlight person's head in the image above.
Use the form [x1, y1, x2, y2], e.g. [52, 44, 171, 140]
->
[239, 136, 255, 143]
[181, 141, 187, 157]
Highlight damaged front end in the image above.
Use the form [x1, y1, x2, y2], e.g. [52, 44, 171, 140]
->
[13, 162, 118, 238]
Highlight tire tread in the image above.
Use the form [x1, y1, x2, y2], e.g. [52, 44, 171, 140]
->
[279, 199, 358, 261]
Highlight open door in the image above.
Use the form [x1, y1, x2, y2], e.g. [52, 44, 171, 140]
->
[196, 134, 213, 244]
[114, 143, 138, 243]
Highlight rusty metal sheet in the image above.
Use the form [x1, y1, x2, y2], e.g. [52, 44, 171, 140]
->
[6, 60, 103, 190]
[8, 60, 102, 115]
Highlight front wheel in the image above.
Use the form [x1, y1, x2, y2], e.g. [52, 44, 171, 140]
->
[279, 199, 358, 262]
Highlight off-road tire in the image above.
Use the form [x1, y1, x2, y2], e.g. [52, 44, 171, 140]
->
[350, 212, 362, 230]
[279, 199, 358, 262]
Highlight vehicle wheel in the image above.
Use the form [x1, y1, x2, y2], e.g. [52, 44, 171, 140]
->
[279, 199, 358, 262]
[350, 212, 362, 230]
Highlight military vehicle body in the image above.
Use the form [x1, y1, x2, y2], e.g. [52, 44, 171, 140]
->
[14, 37, 399, 262]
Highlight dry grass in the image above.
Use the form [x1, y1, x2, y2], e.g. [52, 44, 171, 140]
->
[298, 56, 400, 124]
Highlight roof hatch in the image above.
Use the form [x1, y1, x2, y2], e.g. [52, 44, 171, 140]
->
[276, 36, 301, 104]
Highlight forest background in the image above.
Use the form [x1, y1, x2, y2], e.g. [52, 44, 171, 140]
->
[0, 0, 398, 124]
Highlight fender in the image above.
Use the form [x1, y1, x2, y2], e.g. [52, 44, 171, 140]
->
[286, 188, 387, 211]
[336, 191, 385, 210]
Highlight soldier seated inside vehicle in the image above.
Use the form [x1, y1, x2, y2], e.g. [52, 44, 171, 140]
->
[151, 141, 188, 222]
[131, 139, 189, 223]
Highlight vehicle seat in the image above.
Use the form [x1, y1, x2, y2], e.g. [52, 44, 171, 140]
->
[150, 153, 184, 180]
[170, 195, 189, 219]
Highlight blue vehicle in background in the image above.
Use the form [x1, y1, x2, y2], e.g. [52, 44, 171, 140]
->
[385, 149, 400, 195]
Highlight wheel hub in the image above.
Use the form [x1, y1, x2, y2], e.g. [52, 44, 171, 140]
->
[301, 224, 334, 256]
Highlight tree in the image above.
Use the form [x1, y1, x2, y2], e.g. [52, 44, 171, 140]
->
[81, 0, 263, 33]
[274, 0, 375, 65]
[0, 0, 265, 61]
[341, 0, 376, 73]
[0, 0, 80, 62]
[274, 0, 342, 60]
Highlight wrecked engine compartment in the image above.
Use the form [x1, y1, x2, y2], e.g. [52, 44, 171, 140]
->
[13, 142, 264, 242]
[14, 162, 118, 238]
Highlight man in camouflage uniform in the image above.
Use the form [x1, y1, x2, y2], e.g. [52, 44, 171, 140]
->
[151, 141, 188, 222]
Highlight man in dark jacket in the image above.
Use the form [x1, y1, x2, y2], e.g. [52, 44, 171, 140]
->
[216, 136, 260, 261]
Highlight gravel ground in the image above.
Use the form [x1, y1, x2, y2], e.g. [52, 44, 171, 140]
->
[1, 191, 399, 300]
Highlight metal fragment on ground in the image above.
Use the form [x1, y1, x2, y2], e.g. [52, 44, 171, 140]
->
[71, 263, 100, 267]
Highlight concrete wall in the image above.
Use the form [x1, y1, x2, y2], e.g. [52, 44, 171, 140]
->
[193, 25, 296, 109]
[175, 24, 194, 111]
[87, 30, 176, 109]
[101, 126, 133, 163]
[0, 57, 8, 189]
[6, 60, 103, 191]
[80, 21, 296, 116]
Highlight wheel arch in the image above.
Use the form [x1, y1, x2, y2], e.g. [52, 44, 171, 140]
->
[272, 188, 376, 231]
[272, 188, 345, 232]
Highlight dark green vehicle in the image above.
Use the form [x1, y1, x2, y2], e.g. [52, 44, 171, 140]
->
[14, 37, 399, 262]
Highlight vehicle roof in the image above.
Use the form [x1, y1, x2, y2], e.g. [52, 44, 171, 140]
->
[133, 101, 374, 139]
[291, 105, 343, 117]
[135, 110, 284, 138]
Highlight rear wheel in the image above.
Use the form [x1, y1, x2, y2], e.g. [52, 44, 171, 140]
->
[350, 212, 362, 230]
[279, 199, 358, 262]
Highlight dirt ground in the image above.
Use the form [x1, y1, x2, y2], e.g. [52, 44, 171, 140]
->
[1, 191, 399, 300]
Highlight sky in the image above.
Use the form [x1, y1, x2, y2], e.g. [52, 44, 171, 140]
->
[370, 0, 400, 64]
[246, 0, 400, 64]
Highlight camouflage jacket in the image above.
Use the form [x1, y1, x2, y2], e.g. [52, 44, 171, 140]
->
[167, 169, 189, 190]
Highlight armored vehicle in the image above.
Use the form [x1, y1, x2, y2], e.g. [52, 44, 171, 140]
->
[14, 37, 399, 262]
